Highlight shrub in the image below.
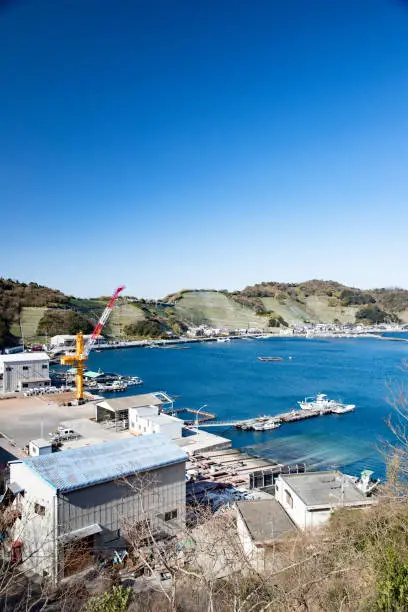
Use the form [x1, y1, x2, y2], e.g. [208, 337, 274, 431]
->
[85, 585, 132, 612]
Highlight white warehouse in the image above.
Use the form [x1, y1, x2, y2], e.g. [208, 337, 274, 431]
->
[6, 434, 188, 581]
[0, 352, 50, 393]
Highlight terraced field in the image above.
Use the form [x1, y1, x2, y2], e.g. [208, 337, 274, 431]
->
[174, 291, 269, 330]
[261, 296, 359, 324]
[107, 302, 145, 337]
[9, 307, 48, 342]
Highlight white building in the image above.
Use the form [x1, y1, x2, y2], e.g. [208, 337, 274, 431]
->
[50, 334, 104, 347]
[0, 352, 50, 393]
[129, 405, 183, 440]
[6, 434, 187, 581]
[275, 471, 375, 531]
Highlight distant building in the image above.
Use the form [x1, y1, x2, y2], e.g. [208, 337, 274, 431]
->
[7, 435, 187, 581]
[0, 352, 50, 393]
[275, 471, 375, 531]
[236, 499, 297, 572]
[50, 335, 105, 347]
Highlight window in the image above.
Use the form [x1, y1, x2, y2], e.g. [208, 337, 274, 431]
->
[42, 364, 48, 369]
[285, 490, 293, 508]
[22, 383, 28, 389]
[34, 503, 46, 516]
[5, 367, 12, 372]
[23, 366, 29, 371]
[164, 509, 178, 521]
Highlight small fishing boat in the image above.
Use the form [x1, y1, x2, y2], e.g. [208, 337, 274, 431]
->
[331, 404, 355, 414]
[258, 356, 284, 362]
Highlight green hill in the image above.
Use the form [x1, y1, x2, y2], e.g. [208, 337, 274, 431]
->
[2, 277, 408, 347]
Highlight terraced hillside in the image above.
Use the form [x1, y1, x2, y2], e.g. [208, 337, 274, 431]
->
[174, 291, 269, 330]
[260, 296, 358, 324]
[9, 307, 48, 342]
[107, 302, 145, 337]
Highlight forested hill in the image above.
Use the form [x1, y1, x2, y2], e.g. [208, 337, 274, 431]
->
[2, 278, 408, 348]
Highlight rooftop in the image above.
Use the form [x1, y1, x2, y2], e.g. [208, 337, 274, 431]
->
[0, 352, 49, 363]
[279, 471, 369, 507]
[30, 438, 52, 448]
[143, 413, 183, 425]
[236, 499, 297, 544]
[19, 434, 188, 493]
[97, 393, 164, 412]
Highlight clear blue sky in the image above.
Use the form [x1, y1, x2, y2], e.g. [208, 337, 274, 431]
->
[1, 0, 408, 297]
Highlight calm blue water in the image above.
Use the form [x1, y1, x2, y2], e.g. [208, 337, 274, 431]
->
[87, 336, 408, 479]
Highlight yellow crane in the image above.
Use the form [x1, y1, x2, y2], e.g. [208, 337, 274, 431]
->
[60, 286, 125, 402]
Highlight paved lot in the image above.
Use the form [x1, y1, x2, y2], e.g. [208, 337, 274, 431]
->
[0, 396, 96, 453]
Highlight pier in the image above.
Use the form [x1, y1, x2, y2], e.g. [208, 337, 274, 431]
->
[203, 406, 347, 431]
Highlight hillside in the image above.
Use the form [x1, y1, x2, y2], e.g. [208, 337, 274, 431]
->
[174, 291, 270, 330]
[2, 278, 408, 347]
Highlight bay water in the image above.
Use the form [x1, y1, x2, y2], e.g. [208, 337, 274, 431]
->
[88, 336, 408, 479]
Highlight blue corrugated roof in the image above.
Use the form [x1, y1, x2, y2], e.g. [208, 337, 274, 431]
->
[23, 435, 188, 493]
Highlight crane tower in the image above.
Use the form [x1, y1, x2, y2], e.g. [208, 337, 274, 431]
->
[60, 285, 125, 402]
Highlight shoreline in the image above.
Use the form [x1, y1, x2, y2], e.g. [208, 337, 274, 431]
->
[49, 330, 407, 355]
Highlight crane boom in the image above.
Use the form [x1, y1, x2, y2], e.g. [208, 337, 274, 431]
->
[84, 285, 126, 356]
[60, 284, 125, 402]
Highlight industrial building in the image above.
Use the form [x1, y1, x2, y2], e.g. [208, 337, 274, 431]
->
[0, 352, 50, 393]
[95, 393, 168, 430]
[274, 471, 375, 531]
[6, 435, 188, 581]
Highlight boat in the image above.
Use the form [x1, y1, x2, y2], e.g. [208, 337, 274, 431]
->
[345, 469, 380, 496]
[251, 419, 281, 431]
[217, 338, 231, 343]
[331, 404, 355, 414]
[258, 356, 284, 362]
[298, 393, 338, 411]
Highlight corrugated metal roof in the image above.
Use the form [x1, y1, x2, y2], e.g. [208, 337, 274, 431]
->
[23, 435, 188, 493]
[58, 523, 102, 544]
[97, 394, 163, 412]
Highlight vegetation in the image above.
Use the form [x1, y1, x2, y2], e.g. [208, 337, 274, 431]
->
[124, 318, 164, 338]
[340, 289, 376, 306]
[356, 305, 400, 324]
[85, 586, 132, 612]
[268, 314, 288, 327]
[37, 310, 94, 336]
[0, 278, 69, 348]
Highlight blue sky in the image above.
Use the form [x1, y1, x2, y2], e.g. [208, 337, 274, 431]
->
[1, 0, 408, 297]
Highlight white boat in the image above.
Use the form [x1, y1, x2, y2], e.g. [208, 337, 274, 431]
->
[262, 421, 281, 430]
[298, 393, 338, 411]
[217, 337, 231, 343]
[331, 404, 355, 414]
[251, 420, 280, 431]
